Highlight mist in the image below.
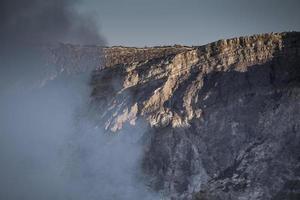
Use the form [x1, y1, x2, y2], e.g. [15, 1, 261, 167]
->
[0, 0, 157, 199]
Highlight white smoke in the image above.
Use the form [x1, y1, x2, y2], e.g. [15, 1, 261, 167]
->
[0, 0, 159, 199]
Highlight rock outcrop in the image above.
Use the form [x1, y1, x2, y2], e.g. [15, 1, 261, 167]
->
[55, 32, 300, 199]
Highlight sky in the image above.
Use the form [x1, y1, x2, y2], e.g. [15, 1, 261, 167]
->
[78, 0, 300, 46]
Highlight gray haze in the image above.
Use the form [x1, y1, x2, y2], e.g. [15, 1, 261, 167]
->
[78, 0, 300, 46]
[0, 0, 104, 46]
[0, 0, 105, 90]
[0, 0, 157, 199]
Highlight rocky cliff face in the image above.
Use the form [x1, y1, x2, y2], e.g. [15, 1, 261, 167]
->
[55, 32, 300, 199]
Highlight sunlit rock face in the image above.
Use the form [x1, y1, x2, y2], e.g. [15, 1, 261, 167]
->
[54, 32, 300, 199]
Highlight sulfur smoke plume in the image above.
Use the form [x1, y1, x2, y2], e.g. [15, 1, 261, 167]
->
[0, 0, 157, 199]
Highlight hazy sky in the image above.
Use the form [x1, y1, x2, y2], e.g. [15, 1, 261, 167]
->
[78, 0, 300, 46]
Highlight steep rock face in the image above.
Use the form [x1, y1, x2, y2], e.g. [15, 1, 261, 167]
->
[87, 32, 299, 199]
[91, 33, 292, 131]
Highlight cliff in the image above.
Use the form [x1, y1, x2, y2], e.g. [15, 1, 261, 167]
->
[54, 32, 300, 199]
